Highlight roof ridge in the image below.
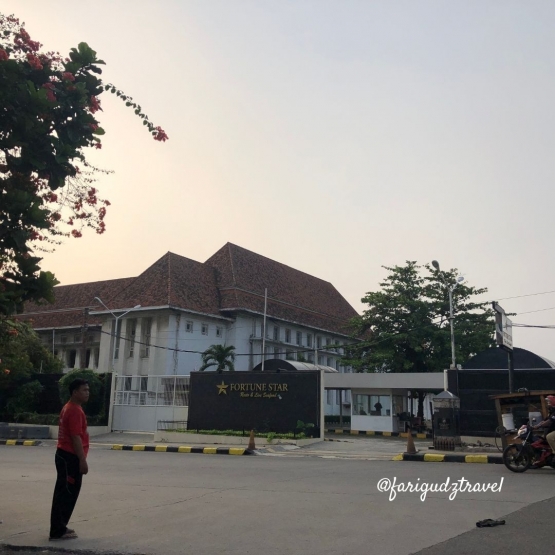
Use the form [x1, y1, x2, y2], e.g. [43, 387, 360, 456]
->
[53, 277, 136, 289]
[227, 243, 237, 286]
[167, 251, 172, 305]
[226, 243, 332, 285]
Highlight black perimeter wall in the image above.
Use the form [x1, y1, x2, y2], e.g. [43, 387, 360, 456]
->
[447, 369, 555, 436]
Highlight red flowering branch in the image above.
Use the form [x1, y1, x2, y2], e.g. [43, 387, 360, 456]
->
[0, 13, 168, 316]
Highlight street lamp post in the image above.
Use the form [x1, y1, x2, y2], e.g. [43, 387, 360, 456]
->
[93, 297, 141, 432]
[431, 261, 464, 370]
[94, 297, 141, 373]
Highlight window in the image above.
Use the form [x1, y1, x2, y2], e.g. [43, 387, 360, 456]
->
[127, 319, 137, 358]
[68, 350, 77, 368]
[124, 377, 132, 391]
[140, 318, 152, 358]
[352, 395, 391, 416]
[326, 338, 331, 350]
[327, 390, 332, 404]
[296, 331, 302, 346]
[74, 333, 81, 344]
[286, 349, 295, 360]
[327, 357, 333, 367]
[186, 320, 193, 333]
[316, 336, 322, 349]
[318, 355, 324, 365]
[307, 353, 314, 363]
[336, 390, 341, 404]
[285, 329, 291, 343]
[274, 347, 281, 358]
[216, 326, 223, 338]
[114, 320, 122, 359]
[273, 326, 280, 341]
[201, 323, 208, 335]
[336, 359, 341, 371]
[60, 335, 67, 344]
[307, 334, 313, 348]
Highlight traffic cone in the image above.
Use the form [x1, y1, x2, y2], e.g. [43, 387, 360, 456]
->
[405, 428, 417, 455]
[247, 429, 256, 451]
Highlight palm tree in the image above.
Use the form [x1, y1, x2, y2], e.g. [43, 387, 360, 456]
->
[199, 344, 236, 373]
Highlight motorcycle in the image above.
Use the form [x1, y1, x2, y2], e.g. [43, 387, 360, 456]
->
[502, 422, 555, 473]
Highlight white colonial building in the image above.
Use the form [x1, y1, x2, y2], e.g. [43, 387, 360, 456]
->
[20, 243, 359, 420]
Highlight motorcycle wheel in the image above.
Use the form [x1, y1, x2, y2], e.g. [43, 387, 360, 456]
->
[503, 444, 531, 473]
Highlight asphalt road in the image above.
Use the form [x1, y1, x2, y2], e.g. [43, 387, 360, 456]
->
[1, 442, 554, 555]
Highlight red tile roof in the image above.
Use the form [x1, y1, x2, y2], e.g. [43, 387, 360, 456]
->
[20, 244, 358, 335]
[18, 277, 134, 329]
[107, 252, 221, 316]
[206, 243, 357, 335]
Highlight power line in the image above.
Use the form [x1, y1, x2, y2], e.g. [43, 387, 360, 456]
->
[492, 289, 555, 302]
[98, 314, 450, 358]
[514, 306, 555, 316]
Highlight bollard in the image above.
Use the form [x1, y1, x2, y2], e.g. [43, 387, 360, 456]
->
[405, 427, 417, 455]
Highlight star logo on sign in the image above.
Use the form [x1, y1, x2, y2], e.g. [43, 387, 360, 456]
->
[217, 381, 228, 395]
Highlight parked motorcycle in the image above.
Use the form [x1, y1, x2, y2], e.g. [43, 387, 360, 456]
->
[503, 423, 555, 473]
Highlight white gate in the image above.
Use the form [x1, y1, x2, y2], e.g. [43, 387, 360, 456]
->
[111, 375, 189, 432]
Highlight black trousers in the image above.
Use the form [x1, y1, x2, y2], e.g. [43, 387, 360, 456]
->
[49, 448, 83, 538]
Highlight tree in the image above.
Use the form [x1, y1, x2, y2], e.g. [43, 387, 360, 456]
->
[0, 318, 62, 417]
[0, 14, 168, 317]
[199, 345, 236, 373]
[343, 262, 494, 416]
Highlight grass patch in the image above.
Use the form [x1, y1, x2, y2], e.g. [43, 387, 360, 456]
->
[162, 428, 306, 439]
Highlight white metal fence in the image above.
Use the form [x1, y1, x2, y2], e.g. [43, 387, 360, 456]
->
[114, 375, 190, 407]
[112, 375, 190, 432]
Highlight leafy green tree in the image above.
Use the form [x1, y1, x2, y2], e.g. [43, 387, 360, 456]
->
[0, 318, 62, 416]
[199, 345, 236, 373]
[343, 262, 494, 416]
[0, 13, 168, 317]
[59, 368, 104, 416]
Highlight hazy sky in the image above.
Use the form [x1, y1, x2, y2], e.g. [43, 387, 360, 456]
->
[6, 1, 555, 360]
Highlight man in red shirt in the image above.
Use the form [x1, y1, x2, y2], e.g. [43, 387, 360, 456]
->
[49, 378, 90, 540]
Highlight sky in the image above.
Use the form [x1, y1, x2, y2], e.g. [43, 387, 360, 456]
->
[5, 1, 555, 360]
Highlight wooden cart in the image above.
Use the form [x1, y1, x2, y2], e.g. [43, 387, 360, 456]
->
[489, 390, 555, 450]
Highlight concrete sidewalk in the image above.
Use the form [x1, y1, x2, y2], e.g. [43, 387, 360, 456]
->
[84, 432, 503, 462]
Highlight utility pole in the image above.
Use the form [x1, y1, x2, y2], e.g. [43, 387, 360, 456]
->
[81, 307, 89, 369]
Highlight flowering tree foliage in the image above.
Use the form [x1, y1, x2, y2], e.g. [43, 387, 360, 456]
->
[0, 14, 168, 316]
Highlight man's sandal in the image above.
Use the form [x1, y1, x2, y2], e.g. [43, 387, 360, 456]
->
[49, 530, 78, 540]
[476, 519, 506, 528]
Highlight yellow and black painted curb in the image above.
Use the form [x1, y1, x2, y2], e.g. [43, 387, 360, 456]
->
[326, 429, 432, 439]
[111, 444, 251, 455]
[392, 453, 503, 464]
[0, 439, 41, 446]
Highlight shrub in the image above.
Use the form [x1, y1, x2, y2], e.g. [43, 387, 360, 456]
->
[165, 429, 305, 439]
[324, 415, 351, 424]
[58, 369, 103, 415]
[14, 412, 107, 426]
[5, 380, 43, 415]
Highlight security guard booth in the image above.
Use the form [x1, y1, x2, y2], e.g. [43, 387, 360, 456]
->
[432, 390, 460, 451]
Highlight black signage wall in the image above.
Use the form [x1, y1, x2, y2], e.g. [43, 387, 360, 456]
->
[187, 371, 321, 434]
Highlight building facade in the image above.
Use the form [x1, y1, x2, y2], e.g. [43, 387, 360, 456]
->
[19, 243, 360, 416]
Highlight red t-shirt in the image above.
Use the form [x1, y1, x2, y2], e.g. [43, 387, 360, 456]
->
[57, 402, 89, 456]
